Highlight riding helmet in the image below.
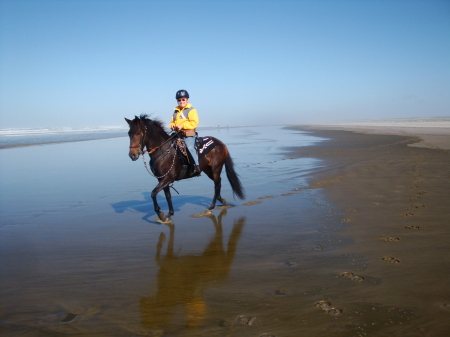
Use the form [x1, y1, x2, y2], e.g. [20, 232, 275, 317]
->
[175, 90, 189, 99]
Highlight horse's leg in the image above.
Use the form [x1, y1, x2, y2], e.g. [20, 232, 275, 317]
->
[151, 180, 172, 222]
[163, 186, 175, 217]
[204, 165, 226, 210]
[216, 182, 227, 206]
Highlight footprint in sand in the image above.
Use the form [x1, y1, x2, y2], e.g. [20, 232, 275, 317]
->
[243, 201, 261, 206]
[327, 308, 344, 316]
[380, 236, 400, 242]
[315, 300, 343, 316]
[284, 260, 297, 266]
[372, 202, 381, 206]
[315, 300, 331, 311]
[274, 289, 289, 296]
[340, 218, 352, 223]
[439, 303, 450, 311]
[382, 256, 401, 264]
[401, 211, 415, 217]
[405, 225, 421, 230]
[258, 196, 274, 200]
[281, 193, 294, 196]
[236, 315, 256, 325]
[340, 271, 365, 283]
[61, 313, 78, 323]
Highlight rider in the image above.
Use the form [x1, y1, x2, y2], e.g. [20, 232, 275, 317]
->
[169, 89, 201, 174]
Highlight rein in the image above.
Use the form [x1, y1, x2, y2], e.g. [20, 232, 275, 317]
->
[130, 126, 181, 179]
[141, 142, 178, 179]
[128, 126, 177, 154]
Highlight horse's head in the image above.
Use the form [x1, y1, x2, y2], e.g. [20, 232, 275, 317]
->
[125, 116, 145, 161]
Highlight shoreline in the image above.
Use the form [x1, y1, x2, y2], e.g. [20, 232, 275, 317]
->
[0, 134, 127, 150]
[3, 119, 448, 150]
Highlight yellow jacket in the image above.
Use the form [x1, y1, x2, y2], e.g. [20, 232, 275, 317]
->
[169, 103, 199, 130]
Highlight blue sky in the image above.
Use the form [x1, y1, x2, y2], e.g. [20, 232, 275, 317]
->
[1, 0, 449, 128]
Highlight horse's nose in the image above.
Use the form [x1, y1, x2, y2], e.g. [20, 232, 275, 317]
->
[129, 152, 139, 161]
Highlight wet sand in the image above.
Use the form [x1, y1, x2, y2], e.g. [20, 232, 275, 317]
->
[1, 125, 449, 336]
[289, 124, 450, 336]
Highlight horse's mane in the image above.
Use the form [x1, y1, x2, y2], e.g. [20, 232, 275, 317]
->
[139, 114, 170, 138]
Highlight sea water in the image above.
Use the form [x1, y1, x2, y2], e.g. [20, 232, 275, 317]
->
[0, 126, 128, 148]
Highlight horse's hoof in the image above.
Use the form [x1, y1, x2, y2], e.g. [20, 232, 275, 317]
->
[155, 218, 174, 224]
[204, 209, 213, 215]
[221, 198, 227, 205]
[155, 212, 173, 224]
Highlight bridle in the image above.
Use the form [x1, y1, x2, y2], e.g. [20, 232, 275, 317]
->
[129, 125, 178, 154]
[128, 125, 147, 154]
[129, 123, 182, 179]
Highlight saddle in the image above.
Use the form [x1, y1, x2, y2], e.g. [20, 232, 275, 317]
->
[195, 136, 215, 159]
[175, 135, 216, 180]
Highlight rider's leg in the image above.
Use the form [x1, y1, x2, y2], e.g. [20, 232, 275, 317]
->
[184, 136, 199, 169]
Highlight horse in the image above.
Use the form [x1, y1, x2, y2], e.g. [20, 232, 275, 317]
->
[125, 115, 245, 223]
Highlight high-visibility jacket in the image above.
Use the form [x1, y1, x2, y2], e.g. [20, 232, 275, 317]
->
[169, 103, 199, 130]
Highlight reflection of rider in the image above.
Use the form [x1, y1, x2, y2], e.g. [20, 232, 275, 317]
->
[169, 89, 200, 175]
[140, 210, 246, 330]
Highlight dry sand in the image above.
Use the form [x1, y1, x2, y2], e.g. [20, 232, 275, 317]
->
[314, 117, 450, 150]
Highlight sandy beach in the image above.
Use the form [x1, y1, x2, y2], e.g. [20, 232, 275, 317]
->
[290, 122, 450, 336]
[1, 122, 449, 336]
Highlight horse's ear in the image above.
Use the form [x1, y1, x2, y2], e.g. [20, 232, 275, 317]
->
[125, 118, 132, 125]
[134, 115, 144, 127]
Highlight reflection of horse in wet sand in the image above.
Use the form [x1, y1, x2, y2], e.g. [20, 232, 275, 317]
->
[140, 211, 245, 330]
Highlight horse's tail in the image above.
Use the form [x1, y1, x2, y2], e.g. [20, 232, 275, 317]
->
[225, 154, 245, 200]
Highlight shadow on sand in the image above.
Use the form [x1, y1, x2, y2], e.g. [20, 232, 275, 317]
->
[111, 192, 222, 223]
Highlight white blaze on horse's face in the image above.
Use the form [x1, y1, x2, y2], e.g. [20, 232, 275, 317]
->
[125, 117, 142, 161]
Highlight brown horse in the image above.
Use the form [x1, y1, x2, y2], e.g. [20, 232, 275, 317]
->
[125, 115, 244, 223]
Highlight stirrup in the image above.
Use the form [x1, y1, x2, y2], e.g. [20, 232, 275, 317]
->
[192, 165, 201, 176]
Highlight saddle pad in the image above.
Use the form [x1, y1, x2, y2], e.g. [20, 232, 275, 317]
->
[196, 137, 215, 159]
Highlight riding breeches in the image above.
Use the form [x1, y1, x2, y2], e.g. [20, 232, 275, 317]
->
[184, 136, 198, 165]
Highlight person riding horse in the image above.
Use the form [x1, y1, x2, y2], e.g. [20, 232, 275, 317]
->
[126, 114, 245, 222]
[169, 90, 201, 175]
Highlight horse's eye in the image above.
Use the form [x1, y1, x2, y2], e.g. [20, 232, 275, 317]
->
[135, 132, 140, 136]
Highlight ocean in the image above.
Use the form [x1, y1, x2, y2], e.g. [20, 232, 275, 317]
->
[0, 126, 128, 148]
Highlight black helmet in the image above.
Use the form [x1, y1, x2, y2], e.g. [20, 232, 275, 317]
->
[175, 89, 189, 99]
